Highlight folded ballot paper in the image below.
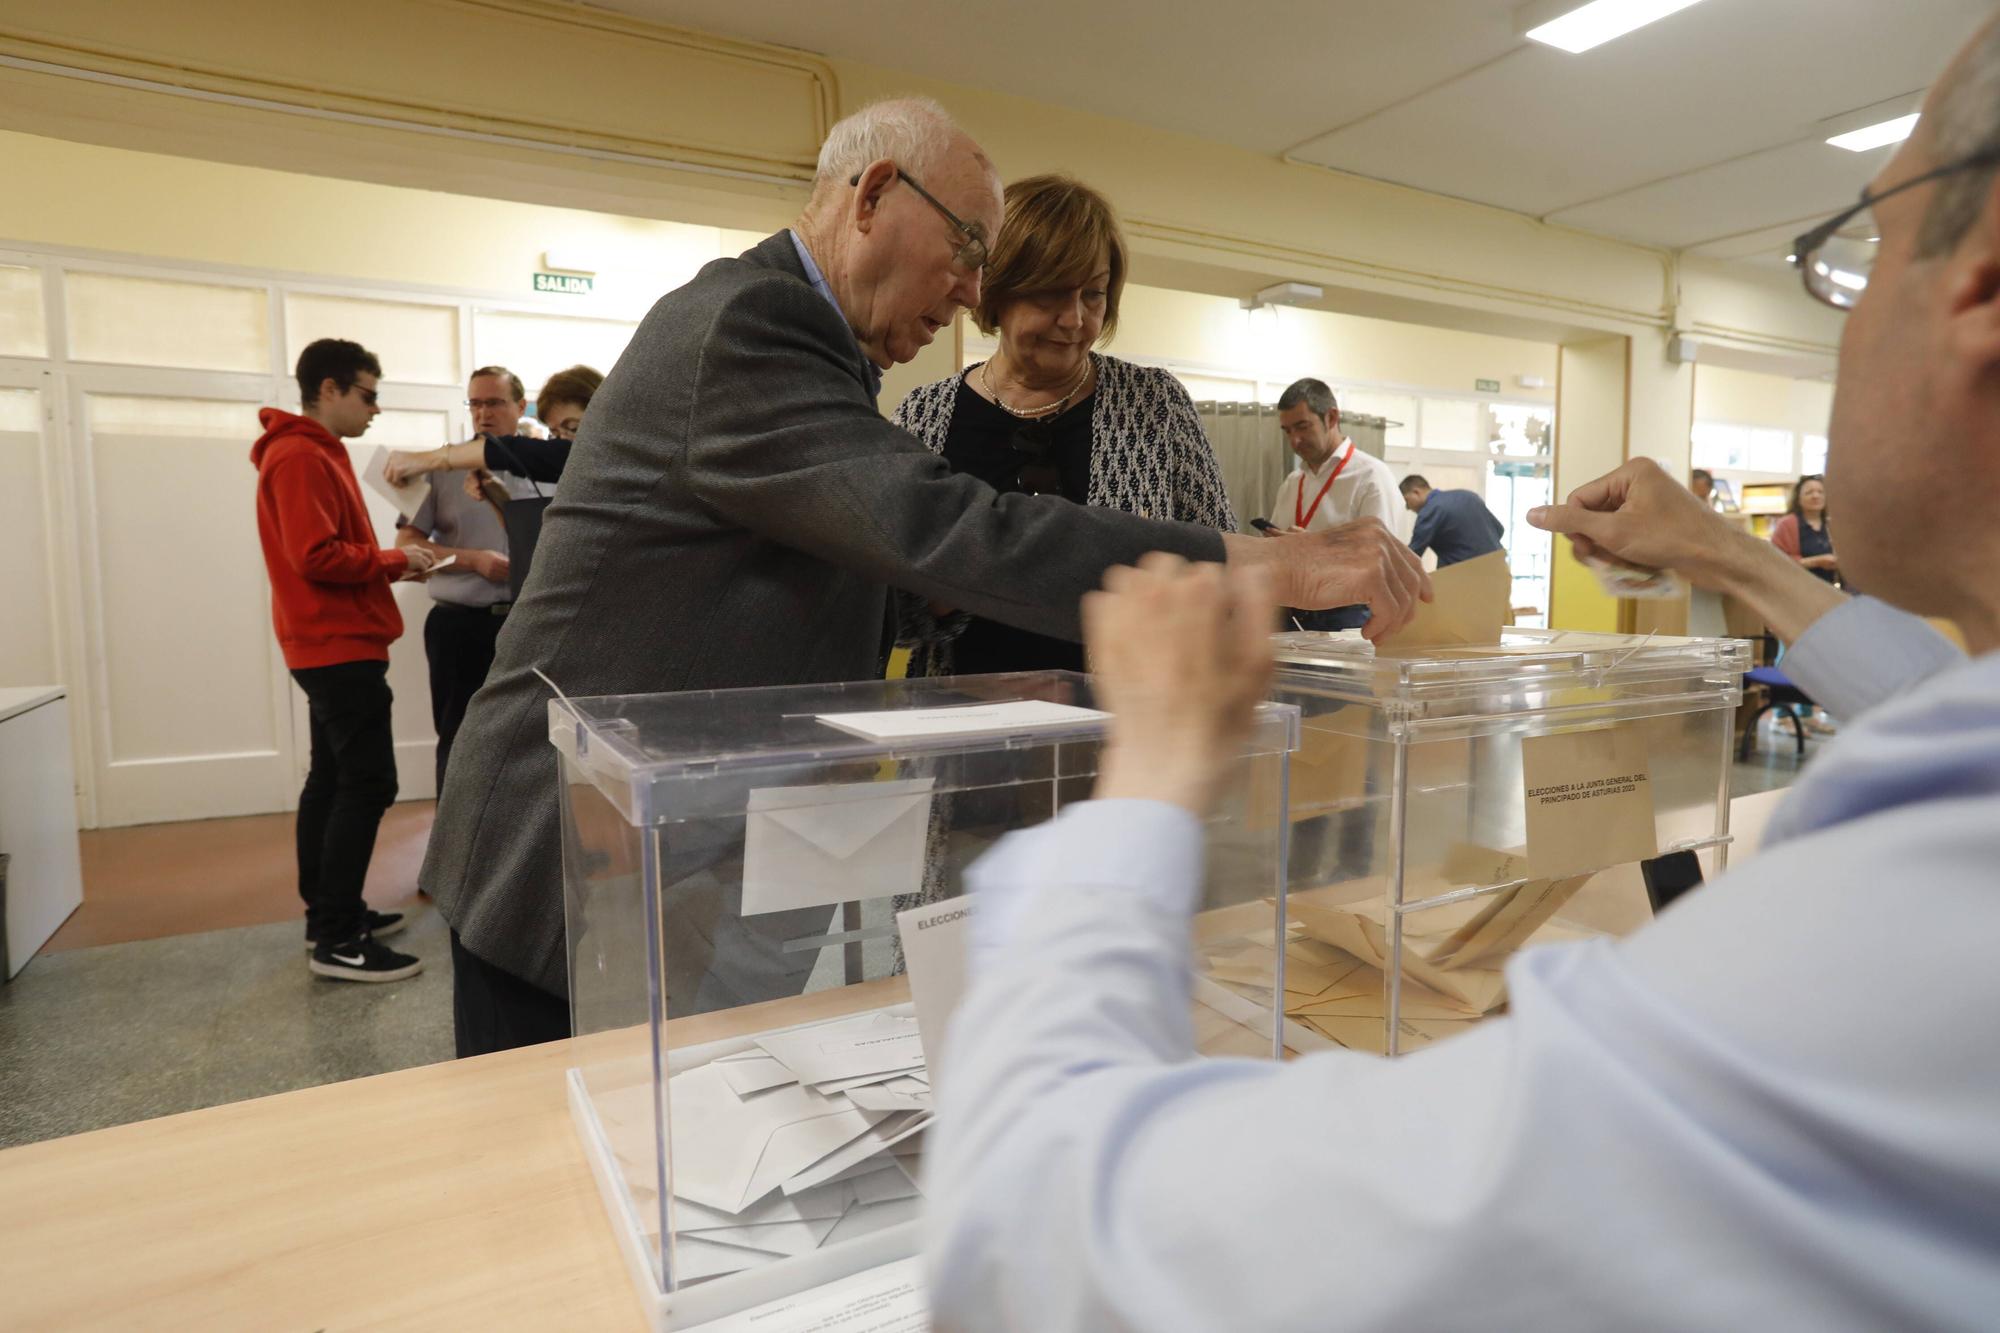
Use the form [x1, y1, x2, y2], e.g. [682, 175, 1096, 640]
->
[661, 1010, 934, 1283]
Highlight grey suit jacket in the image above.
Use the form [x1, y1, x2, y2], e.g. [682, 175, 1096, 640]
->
[424, 231, 1225, 996]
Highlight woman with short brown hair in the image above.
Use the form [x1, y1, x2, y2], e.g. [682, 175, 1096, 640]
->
[894, 174, 1236, 675]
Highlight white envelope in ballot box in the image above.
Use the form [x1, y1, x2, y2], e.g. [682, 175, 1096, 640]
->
[740, 777, 936, 917]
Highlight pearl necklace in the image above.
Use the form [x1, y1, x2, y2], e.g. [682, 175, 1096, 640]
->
[980, 354, 1093, 419]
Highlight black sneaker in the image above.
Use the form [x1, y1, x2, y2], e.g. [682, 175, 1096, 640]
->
[309, 936, 424, 983]
[304, 910, 407, 951]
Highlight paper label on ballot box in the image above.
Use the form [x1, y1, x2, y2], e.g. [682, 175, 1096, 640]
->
[1521, 727, 1659, 880]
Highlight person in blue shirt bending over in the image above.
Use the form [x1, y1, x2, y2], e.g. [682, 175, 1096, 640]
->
[1399, 473, 1504, 567]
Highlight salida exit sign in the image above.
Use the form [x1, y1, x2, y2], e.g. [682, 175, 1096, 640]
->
[535, 272, 593, 295]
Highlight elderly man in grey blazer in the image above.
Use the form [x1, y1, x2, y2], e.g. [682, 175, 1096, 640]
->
[425, 96, 1429, 1056]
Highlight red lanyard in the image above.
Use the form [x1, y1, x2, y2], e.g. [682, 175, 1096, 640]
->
[1295, 440, 1353, 530]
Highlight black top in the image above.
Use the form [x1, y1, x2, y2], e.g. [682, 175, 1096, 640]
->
[1797, 514, 1837, 584]
[940, 378, 1097, 674]
[482, 433, 569, 485]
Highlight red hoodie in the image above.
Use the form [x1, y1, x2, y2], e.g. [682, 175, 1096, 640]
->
[251, 408, 411, 669]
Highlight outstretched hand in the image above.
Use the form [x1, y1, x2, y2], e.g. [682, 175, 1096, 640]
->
[1528, 458, 1743, 588]
[1084, 554, 1277, 817]
[1280, 519, 1431, 641]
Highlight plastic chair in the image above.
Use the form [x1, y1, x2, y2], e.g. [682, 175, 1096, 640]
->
[1740, 663, 1814, 760]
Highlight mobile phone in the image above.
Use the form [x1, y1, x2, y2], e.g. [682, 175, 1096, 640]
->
[1640, 850, 1704, 913]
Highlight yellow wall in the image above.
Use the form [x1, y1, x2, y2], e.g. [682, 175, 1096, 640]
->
[1071, 285, 1558, 402]
[1549, 338, 1627, 633]
[0, 129, 762, 318]
[1694, 363, 1835, 439]
[0, 127, 1562, 415]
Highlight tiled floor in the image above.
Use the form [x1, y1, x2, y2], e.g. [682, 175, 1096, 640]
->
[0, 741, 1818, 1152]
[2, 800, 454, 1150]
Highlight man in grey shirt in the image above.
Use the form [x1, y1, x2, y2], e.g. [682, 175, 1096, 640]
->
[422, 96, 1430, 1056]
[395, 365, 535, 788]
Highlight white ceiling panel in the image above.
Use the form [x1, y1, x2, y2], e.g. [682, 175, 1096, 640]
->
[1286, 0, 1976, 224]
[1548, 137, 1895, 250]
[594, 0, 1528, 155]
[593, 0, 1993, 267]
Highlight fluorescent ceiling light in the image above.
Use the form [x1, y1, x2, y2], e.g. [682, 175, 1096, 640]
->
[1826, 113, 1919, 153]
[1524, 0, 1710, 54]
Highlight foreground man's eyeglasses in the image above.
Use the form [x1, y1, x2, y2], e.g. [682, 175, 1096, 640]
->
[1791, 147, 2000, 310]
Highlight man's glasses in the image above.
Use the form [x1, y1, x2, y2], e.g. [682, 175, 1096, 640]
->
[1792, 145, 2000, 310]
[465, 397, 515, 412]
[850, 166, 989, 273]
[1008, 420, 1063, 497]
[346, 384, 379, 407]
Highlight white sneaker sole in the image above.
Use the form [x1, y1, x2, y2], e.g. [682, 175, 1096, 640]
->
[303, 917, 408, 952]
[309, 957, 424, 983]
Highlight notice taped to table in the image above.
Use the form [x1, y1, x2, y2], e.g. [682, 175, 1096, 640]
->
[684, 1255, 926, 1331]
[1520, 727, 1659, 880]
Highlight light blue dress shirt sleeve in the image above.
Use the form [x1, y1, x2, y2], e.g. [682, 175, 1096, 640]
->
[924, 642, 2000, 1333]
[1778, 594, 1962, 720]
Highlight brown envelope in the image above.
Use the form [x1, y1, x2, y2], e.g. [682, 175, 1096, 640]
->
[1377, 549, 1511, 652]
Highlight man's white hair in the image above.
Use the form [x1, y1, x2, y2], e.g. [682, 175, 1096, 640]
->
[813, 96, 961, 189]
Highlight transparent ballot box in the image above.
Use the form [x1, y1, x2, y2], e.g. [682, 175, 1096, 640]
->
[551, 672, 1299, 1327]
[1256, 628, 1749, 1058]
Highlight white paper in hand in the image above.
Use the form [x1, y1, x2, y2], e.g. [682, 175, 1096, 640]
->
[741, 778, 934, 917]
[358, 445, 432, 521]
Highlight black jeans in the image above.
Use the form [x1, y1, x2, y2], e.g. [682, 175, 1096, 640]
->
[423, 603, 504, 791]
[291, 660, 399, 946]
[451, 931, 571, 1057]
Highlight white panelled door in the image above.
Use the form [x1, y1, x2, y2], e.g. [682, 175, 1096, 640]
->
[67, 375, 299, 826]
[5, 239, 694, 828]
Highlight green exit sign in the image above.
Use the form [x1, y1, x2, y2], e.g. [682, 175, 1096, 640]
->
[535, 272, 593, 295]
[1475, 378, 1501, 393]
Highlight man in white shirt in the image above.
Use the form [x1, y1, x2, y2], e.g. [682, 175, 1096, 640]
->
[924, 15, 2000, 1329]
[1271, 377, 1401, 630]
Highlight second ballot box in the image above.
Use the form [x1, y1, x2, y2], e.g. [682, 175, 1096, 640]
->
[1238, 627, 1750, 1058]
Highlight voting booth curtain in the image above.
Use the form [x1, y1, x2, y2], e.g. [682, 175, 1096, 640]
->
[1195, 400, 1392, 529]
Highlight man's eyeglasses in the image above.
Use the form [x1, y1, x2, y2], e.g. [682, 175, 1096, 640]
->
[346, 383, 379, 407]
[1791, 145, 2000, 310]
[850, 166, 989, 273]
[465, 397, 514, 412]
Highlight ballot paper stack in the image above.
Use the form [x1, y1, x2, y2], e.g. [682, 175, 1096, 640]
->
[1197, 843, 1596, 1056]
[662, 1011, 933, 1284]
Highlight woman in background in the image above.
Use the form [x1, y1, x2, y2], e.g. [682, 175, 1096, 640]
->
[1770, 474, 1837, 584]
[893, 174, 1236, 676]
[1770, 473, 1840, 734]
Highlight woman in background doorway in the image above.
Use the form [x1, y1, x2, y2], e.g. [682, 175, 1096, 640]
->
[1771, 474, 1837, 585]
[1770, 473, 1840, 735]
[893, 174, 1236, 675]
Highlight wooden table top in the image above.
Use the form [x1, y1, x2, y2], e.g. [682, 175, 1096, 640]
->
[0, 793, 1786, 1330]
[0, 978, 906, 1331]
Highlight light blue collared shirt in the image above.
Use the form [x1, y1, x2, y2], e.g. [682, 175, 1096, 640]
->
[926, 596, 1996, 1332]
[788, 229, 882, 400]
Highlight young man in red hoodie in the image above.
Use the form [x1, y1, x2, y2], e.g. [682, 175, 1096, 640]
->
[253, 338, 435, 982]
